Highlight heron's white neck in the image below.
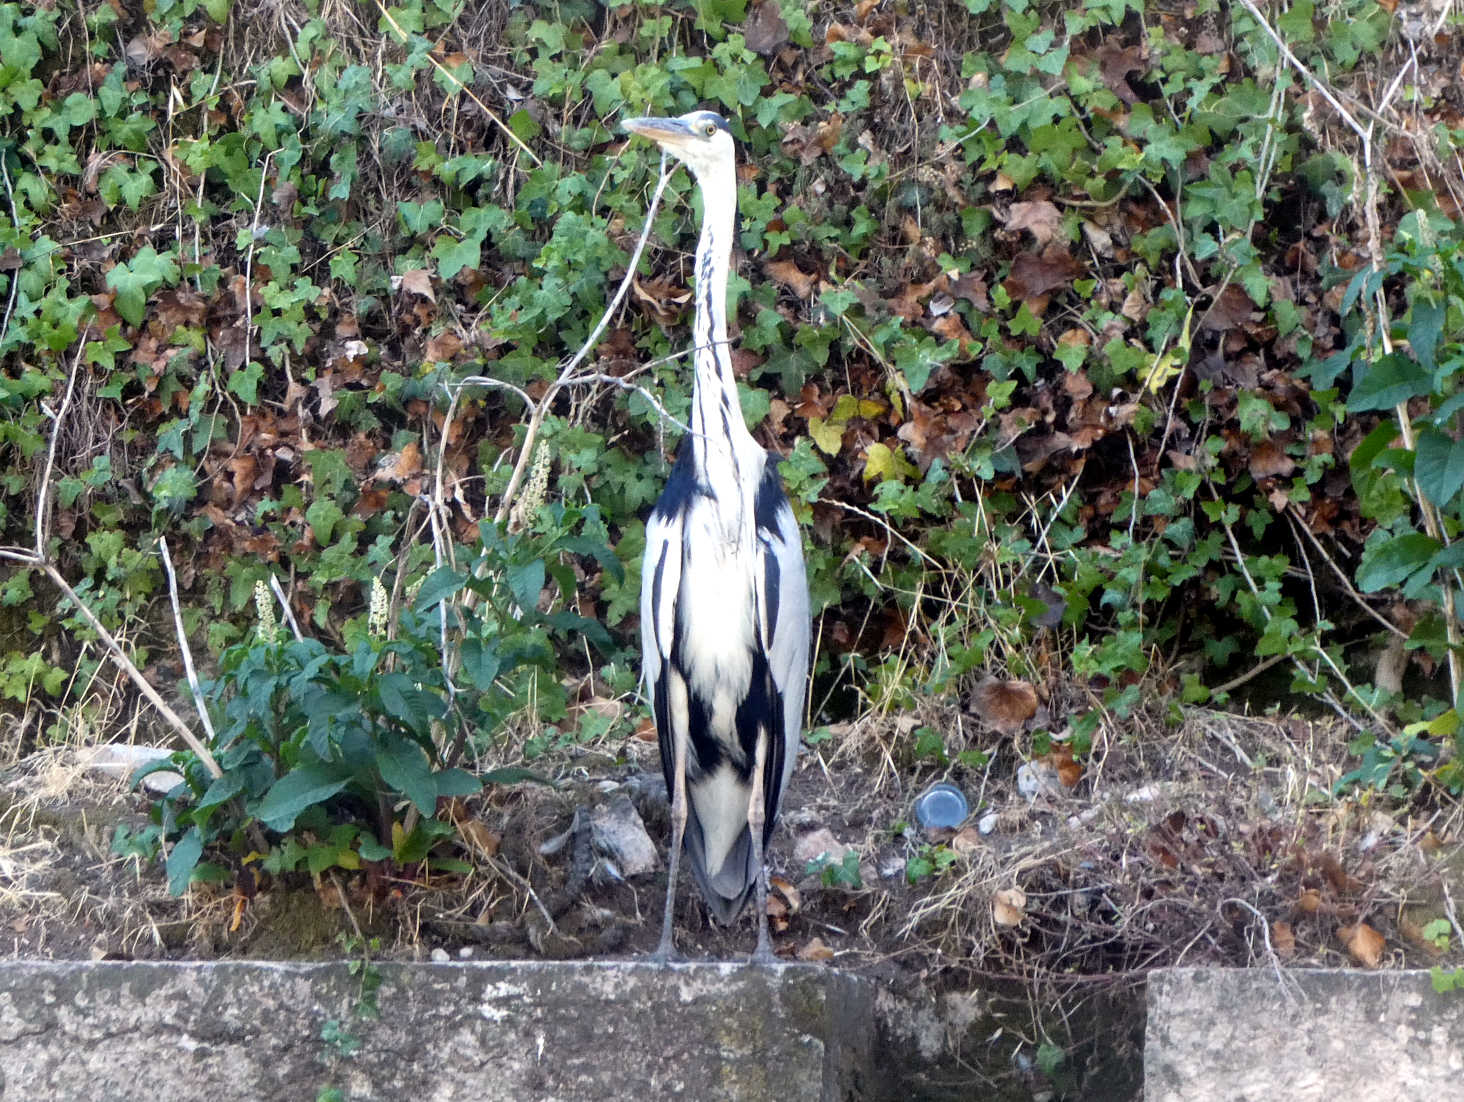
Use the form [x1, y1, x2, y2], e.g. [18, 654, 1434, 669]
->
[688, 167, 757, 485]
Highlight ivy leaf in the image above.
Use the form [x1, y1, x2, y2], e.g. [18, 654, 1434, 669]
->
[305, 499, 343, 545]
[104, 246, 180, 327]
[432, 233, 480, 281]
[862, 441, 920, 484]
[228, 361, 264, 404]
[1414, 429, 1464, 508]
[808, 416, 843, 455]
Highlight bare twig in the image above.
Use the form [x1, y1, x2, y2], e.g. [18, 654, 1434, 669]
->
[35, 343, 85, 557]
[268, 573, 304, 642]
[158, 536, 217, 745]
[0, 154, 20, 353]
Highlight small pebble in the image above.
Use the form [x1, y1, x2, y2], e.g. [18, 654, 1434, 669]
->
[978, 812, 1000, 835]
[458, 947, 474, 960]
[430, 948, 450, 963]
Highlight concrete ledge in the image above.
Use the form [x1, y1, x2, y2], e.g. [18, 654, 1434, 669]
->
[0, 961, 884, 1101]
[1146, 967, 1464, 1101]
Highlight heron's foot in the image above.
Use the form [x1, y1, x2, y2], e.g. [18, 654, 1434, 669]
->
[747, 930, 779, 967]
[647, 933, 685, 965]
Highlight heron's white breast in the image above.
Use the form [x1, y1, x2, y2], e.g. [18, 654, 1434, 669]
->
[677, 495, 758, 749]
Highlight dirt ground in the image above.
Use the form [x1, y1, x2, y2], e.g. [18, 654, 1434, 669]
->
[5, 705, 1461, 993]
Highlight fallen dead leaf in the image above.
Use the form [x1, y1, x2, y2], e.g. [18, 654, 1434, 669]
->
[951, 826, 983, 855]
[764, 258, 818, 298]
[993, 887, 1027, 927]
[1047, 742, 1083, 789]
[743, 0, 790, 55]
[1005, 199, 1064, 247]
[771, 875, 801, 914]
[970, 678, 1038, 734]
[399, 268, 435, 302]
[797, 937, 835, 962]
[1272, 920, 1296, 959]
[1339, 921, 1384, 968]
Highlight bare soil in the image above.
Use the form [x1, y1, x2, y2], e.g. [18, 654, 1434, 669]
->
[5, 707, 1460, 979]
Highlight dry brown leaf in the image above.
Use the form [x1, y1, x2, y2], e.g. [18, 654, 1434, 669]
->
[1005, 200, 1064, 247]
[993, 887, 1027, 926]
[425, 329, 463, 363]
[771, 875, 801, 914]
[744, 0, 790, 55]
[1201, 284, 1259, 331]
[1339, 922, 1384, 968]
[457, 819, 502, 859]
[1297, 888, 1321, 914]
[1398, 914, 1446, 958]
[764, 259, 817, 298]
[797, 937, 835, 962]
[951, 826, 983, 855]
[1047, 743, 1083, 789]
[970, 678, 1038, 734]
[1003, 244, 1082, 303]
[399, 268, 435, 302]
[1272, 920, 1296, 959]
[375, 441, 423, 484]
[1248, 439, 1296, 480]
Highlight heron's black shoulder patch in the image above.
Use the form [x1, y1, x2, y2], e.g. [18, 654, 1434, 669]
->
[650, 439, 699, 520]
[753, 456, 789, 534]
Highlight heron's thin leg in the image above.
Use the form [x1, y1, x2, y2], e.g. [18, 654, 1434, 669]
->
[746, 728, 774, 964]
[652, 725, 688, 963]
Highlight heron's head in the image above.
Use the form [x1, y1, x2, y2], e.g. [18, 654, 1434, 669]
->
[622, 110, 734, 181]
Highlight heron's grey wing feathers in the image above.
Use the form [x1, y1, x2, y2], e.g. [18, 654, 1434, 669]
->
[758, 473, 810, 800]
[640, 507, 684, 706]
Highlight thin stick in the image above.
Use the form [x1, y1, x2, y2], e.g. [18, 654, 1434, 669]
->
[268, 573, 304, 642]
[44, 560, 221, 776]
[158, 536, 217, 744]
[35, 343, 85, 557]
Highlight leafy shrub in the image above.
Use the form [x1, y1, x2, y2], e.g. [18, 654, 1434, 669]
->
[131, 505, 616, 893]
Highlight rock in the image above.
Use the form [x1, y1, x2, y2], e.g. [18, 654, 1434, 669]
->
[81, 744, 183, 797]
[1016, 760, 1062, 802]
[978, 812, 1000, 835]
[588, 793, 659, 877]
[793, 828, 855, 867]
[430, 948, 450, 963]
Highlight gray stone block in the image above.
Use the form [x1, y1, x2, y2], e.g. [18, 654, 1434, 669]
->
[0, 961, 884, 1101]
[1146, 967, 1464, 1101]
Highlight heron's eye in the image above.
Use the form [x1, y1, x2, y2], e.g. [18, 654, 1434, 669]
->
[703, 122, 716, 136]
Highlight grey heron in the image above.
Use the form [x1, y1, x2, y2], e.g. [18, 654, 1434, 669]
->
[625, 110, 811, 962]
